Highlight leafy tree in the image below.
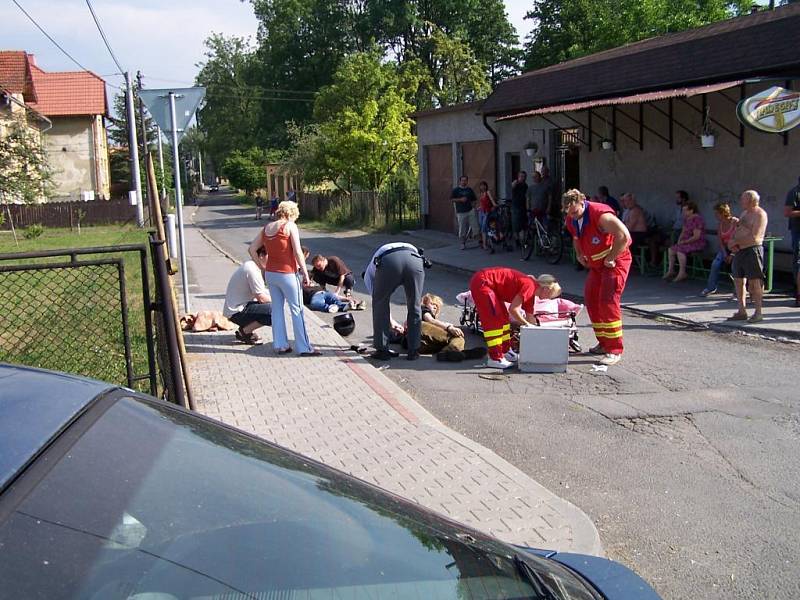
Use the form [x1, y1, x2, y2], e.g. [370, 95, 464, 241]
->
[195, 34, 261, 166]
[523, 0, 754, 70]
[0, 123, 53, 202]
[289, 49, 418, 193]
[222, 147, 268, 196]
[420, 29, 491, 108]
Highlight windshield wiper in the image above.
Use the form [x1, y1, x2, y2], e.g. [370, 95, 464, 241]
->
[514, 553, 560, 600]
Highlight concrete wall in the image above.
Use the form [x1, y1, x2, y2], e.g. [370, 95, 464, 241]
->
[44, 116, 99, 200]
[416, 107, 492, 216]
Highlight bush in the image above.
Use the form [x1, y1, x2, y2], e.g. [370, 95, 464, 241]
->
[24, 224, 44, 239]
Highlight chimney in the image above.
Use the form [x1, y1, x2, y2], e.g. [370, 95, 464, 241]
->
[28, 53, 36, 66]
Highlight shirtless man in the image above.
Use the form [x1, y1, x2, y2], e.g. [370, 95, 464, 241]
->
[728, 190, 768, 323]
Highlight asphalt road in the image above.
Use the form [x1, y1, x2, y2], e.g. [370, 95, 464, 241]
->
[194, 193, 800, 600]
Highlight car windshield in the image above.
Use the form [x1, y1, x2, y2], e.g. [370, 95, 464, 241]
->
[0, 396, 595, 600]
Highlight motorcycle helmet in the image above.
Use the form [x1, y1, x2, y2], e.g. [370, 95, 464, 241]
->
[333, 313, 356, 337]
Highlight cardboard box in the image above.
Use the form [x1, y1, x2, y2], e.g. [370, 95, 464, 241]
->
[518, 324, 569, 373]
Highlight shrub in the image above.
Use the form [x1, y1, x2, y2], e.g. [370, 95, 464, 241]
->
[24, 224, 44, 239]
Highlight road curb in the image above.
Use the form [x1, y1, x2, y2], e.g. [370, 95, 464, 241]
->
[190, 201, 604, 557]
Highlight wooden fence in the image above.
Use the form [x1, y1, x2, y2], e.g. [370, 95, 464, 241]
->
[300, 188, 420, 230]
[0, 199, 142, 230]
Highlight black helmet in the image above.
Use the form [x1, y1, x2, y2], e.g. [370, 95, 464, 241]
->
[333, 313, 356, 337]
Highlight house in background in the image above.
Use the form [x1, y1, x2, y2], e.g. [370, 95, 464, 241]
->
[0, 50, 50, 138]
[414, 5, 800, 272]
[0, 51, 110, 201]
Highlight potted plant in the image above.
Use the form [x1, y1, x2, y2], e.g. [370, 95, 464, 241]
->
[524, 142, 538, 157]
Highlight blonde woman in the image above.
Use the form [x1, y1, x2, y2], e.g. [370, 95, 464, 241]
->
[249, 200, 319, 356]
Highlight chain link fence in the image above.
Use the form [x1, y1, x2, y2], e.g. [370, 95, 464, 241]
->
[0, 243, 190, 406]
[0, 259, 135, 386]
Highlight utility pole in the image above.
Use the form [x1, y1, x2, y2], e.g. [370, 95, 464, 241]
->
[136, 71, 154, 218]
[169, 91, 190, 312]
[156, 125, 166, 201]
[124, 71, 143, 227]
[198, 150, 204, 188]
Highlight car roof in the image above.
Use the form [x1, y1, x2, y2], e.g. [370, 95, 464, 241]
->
[0, 364, 116, 490]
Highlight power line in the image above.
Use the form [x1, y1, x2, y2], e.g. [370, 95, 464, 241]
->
[85, 0, 125, 74]
[11, 0, 92, 72]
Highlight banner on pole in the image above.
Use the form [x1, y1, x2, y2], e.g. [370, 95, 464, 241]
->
[139, 87, 206, 143]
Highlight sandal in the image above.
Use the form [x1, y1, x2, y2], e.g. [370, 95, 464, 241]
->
[275, 346, 293, 354]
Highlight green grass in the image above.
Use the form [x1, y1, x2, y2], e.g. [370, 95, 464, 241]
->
[0, 224, 155, 392]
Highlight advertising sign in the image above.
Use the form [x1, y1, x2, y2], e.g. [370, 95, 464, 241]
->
[737, 86, 800, 133]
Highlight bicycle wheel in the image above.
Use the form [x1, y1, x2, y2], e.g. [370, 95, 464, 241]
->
[520, 228, 535, 260]
[543, 229, 563, 264]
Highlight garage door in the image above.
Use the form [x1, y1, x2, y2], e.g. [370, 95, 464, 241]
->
[425, 144, 454, 233]
[461, 141, 495, 197]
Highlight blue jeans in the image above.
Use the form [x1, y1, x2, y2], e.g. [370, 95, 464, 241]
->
[308, 290, 348, 312]
[265, 271, 313, 353]
[705, 250, 728, 291]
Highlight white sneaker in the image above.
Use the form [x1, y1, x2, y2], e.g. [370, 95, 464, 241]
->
[504, 349, 519, 363]
[598, 353, 622, 366]
[486, 357, 514, 369]
[327, 305, 340, 313]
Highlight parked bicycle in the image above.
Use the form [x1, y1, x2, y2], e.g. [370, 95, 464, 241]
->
[520, 210, 563, 264]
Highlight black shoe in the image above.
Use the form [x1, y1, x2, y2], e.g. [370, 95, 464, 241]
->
[436, 350, 465, 362]
[462, 347, 488, 360]
[369, 350, 398, 361]
[407, 351, 420, 361]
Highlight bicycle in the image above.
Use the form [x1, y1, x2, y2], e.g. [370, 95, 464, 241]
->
[520, 210, 563, 264]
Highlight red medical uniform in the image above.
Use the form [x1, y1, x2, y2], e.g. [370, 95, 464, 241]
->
[566, 201, 631, 355]
[469, 268, 537, 360]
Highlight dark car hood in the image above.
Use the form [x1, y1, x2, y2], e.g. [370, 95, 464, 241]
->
[0, 364, 115, 490]
[549, 552, 661, 600]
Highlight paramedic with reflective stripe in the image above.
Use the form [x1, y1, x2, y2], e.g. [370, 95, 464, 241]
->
[563, 189, 632, 366]
[468, 267, 538, 369]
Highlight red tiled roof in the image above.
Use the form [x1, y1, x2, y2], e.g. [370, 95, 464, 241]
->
[0, 50, 37, 101]
[28, 65, 107, 117]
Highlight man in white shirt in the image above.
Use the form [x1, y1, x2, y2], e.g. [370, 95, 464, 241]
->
[223, 245, 272, 345]
[363, 242, 425, 361]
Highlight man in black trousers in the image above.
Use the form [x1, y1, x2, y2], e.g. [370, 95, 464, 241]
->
[363, 242, 426, 361]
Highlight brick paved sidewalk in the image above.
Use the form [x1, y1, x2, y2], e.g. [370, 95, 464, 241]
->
[180, 215, 601, 555]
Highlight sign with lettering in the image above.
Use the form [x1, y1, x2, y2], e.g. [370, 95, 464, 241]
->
[737, 86, 800, 133]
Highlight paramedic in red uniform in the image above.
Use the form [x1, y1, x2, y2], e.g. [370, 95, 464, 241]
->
[469, 267, 539, 369]
[563, 189, 632, 366]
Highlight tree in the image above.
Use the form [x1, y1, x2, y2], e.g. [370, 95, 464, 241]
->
[289, 49, 418, 193]
[195, 34, 261, 166]
[523, 0, 754, 70]
[221, 147, 268, 196]
[419, 29, 491, 109]
[0, 123, 53, 203]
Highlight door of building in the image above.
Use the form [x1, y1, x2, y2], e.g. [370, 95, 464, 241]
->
[550, 128, 581, 205]
[425, 144, 454, 232]
[460, 141, 495, 199]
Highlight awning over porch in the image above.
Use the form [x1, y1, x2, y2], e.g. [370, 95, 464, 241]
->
[495, 80, 744, 122]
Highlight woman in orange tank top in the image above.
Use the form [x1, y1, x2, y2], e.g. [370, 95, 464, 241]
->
[249, 200, 319, 356]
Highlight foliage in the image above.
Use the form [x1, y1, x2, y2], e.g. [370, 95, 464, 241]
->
[221, 147, 268, 196]
[195, 34, 261, 166]
[419, 29, 491, 109]
[0, 123, 54, 202]
[287, 50, 418, 193]
[523, 0, 754, 70]
[23, 224, 44, 239]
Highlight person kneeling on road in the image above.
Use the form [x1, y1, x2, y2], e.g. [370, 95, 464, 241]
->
[222, 245, 272, 345]
[469, 267, 556, 369]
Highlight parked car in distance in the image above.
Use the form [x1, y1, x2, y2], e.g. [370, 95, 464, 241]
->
[0, 364, 662, 599]
[209, 184, 220, 192]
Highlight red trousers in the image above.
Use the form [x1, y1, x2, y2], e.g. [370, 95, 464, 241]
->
[584, 252, 631, 354]
[469, 280, 511, 360]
